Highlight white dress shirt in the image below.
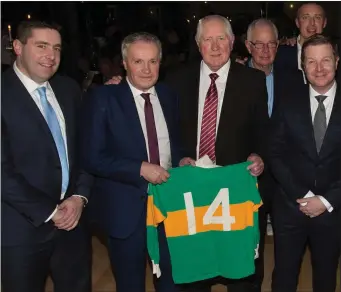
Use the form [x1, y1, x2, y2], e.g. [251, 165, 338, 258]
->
[196, 60, 231, 159]
[13, 62, 86, 222]
[127, 78, 172, 170]
[297, 36, 307, 84]
[303, 81, 337, 212]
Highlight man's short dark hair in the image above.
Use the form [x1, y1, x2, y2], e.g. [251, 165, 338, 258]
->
[16, 21, 60, 44]
[296, 2, 326, 19]
[301, 34, 339, 64]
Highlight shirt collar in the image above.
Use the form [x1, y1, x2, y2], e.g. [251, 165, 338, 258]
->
[297, 35, 302, 51]
[13, 61, 49, 94]
[201, 59, 231, 80]
[249, 58, 273, 75]
[309, 81, 337, 100]
[126, 77, 156, 99]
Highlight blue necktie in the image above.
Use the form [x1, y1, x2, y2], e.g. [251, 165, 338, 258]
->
[37, 87, 69, 193]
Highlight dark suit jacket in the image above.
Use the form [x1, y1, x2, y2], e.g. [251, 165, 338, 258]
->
[245, 60, 292, 207]
[274, 45, 299, 72]
[164, 61, 269, 167]
[81, 80, 182, 239]
[1, 68, 93, 246]
[268, 79, 341, 212]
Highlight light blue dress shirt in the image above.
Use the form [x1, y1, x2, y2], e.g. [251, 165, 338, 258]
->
[249, 59, 274, 117]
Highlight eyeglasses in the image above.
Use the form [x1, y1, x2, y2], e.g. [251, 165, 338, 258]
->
[249, 41, 278, 50]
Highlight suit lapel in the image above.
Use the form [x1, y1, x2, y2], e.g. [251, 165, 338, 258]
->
[7, 69, 61, 160]
[273, 66, 279, 115]
[117, 81, 148, 158]
[294, 85, 319, 161]
[186, 62, 201, 155]
[319, 83, 341, 158]
[215, 62, 240, 153]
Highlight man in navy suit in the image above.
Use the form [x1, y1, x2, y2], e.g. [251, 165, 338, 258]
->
[1, 21, 93, 292]
[269, 34, 341, 292]
[81, 32, 184, 292]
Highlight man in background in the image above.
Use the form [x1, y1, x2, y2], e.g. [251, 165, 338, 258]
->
[244, 18, 283, 292]
[275, 2, 327, 82]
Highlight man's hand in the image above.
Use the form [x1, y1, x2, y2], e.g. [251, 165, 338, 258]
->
[179, 157, 196, 167]
[52, 209, 66, 225]
[235, 57, 248, 65]
[247, 154, 264, 177]
[279, 37, 296, 46]
[140, 162, 170, 184]
[105, 75, 123, 85]
[54, 196, 85, 231]
[297, 196, 327, 218]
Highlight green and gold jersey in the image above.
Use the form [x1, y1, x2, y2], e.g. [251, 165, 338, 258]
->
[147, 162, 262, 284]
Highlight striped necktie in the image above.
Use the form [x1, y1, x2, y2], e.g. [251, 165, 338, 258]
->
[199, 73, 219, 162]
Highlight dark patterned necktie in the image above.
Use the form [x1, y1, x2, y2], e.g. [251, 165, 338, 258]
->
[313, 95, 327, 153]
[141, 93, 160, 165]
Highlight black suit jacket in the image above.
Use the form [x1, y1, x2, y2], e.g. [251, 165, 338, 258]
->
[1, 68, 93, 246]
[269, 79, 341, 211]
[165, 61, 269, 167]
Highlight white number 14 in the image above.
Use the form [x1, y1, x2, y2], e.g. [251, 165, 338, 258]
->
[183, 188, 236, 235]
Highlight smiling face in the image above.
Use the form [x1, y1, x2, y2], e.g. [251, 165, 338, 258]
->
[197, 18, 234, 72]
[303, 43, 339, 93]
[295, 4, 327, 41]
[123, 40, 160, 91]
[13, 28, 61, 84]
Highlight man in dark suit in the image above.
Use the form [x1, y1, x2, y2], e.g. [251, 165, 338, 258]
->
[1, 21, 93, 292]
[275, 3, 327, 83]
[81, 32, 182, 292]
[164, 15, 269, 292]
[243, 18, 282, 292]
[269, 34, 341, 292]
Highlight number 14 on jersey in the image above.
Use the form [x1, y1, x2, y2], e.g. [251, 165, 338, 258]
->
[183, 188, 236, 235]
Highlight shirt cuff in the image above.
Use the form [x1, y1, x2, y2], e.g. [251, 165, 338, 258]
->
[318, 196, 334, 212]
[72, 194, 88, 204]
[301, 191, 315, 206]
[45, 205, 58, 222]
[302, 191, 333, 212]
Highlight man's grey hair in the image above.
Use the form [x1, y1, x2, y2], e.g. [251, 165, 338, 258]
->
[195, 15, 234, 44]
[246, 18, 279, 41]
[121, 32, 162, 60]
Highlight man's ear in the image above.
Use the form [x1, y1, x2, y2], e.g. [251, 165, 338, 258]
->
[122, 59, 128, 71]
[13, 39, 23, 57]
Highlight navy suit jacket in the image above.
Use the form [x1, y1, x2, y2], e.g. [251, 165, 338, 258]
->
[81, 80, 182, 239]
[274, 45, 299, 72]
[1, 68, 93, 246]
[269, 79, 341, 213]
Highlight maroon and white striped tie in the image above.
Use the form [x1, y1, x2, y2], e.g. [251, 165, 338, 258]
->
[199, 73, 219, 162]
